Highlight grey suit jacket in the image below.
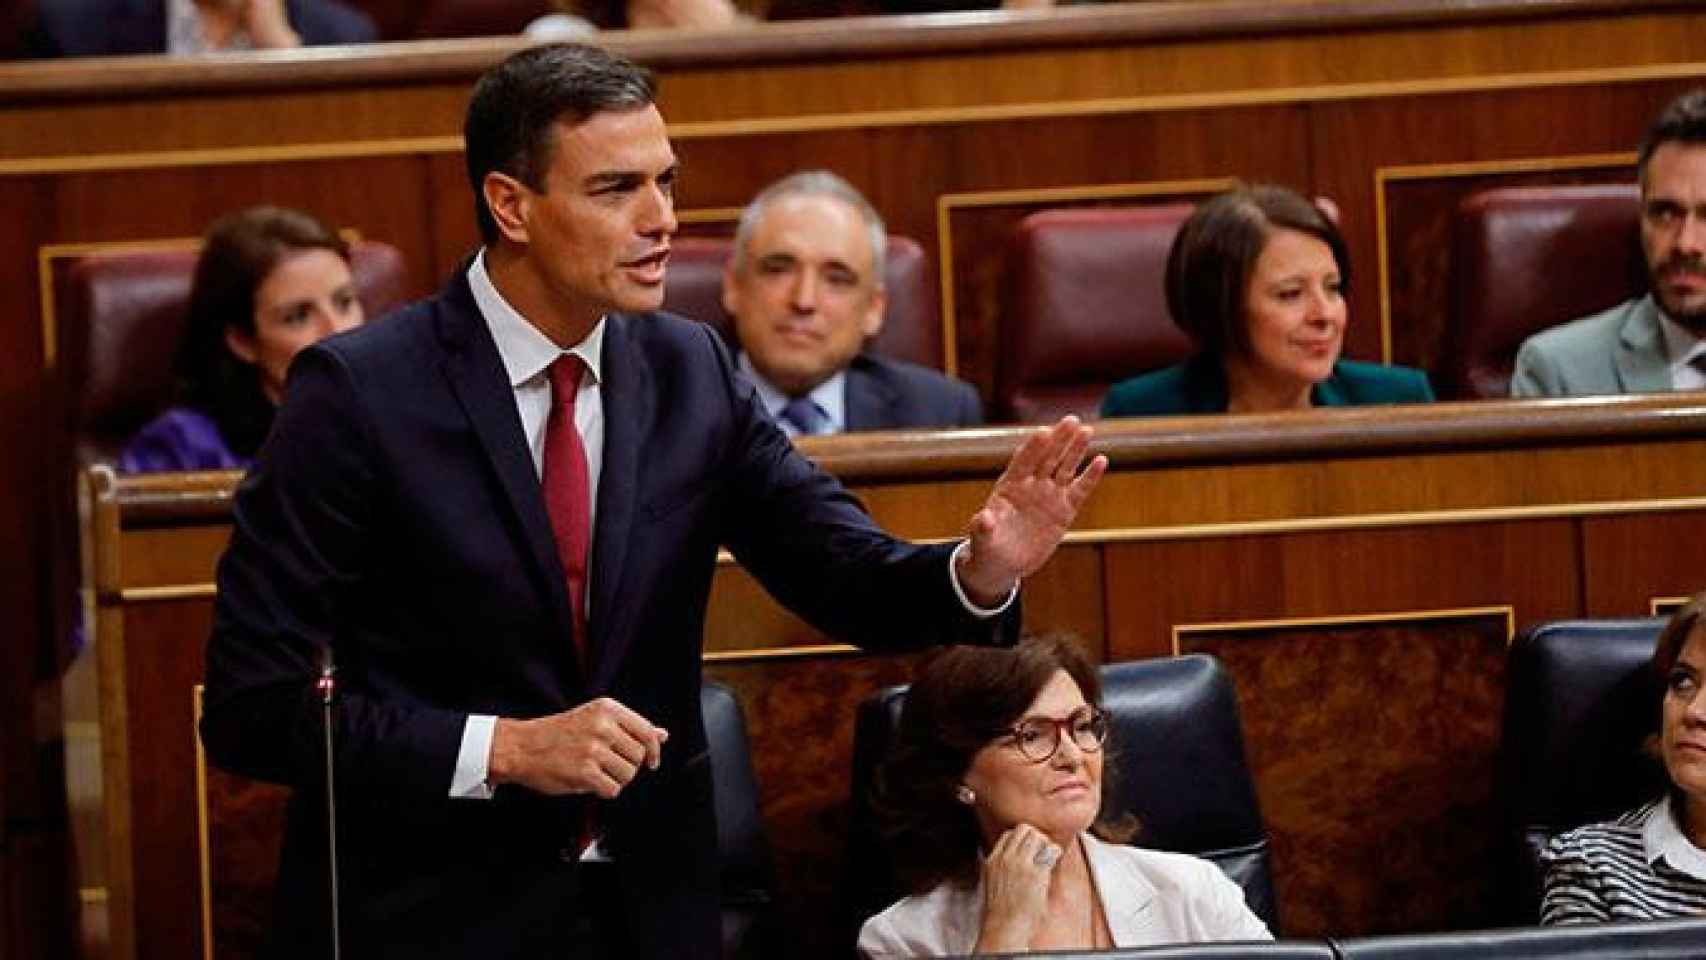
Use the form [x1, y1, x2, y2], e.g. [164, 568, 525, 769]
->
[1510, 295, 1674, 398]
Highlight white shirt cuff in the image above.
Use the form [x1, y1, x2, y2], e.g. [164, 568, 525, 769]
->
[948, 540, 1017, 618]
[451, 713, 497, 799]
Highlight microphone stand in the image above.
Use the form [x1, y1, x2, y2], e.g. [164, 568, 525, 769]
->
[317, 653, 342, 960]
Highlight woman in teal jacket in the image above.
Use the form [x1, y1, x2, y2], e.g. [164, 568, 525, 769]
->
[1101, 186, 1432, 417]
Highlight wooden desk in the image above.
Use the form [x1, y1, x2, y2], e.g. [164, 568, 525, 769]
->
[74, 396, 1706, 958]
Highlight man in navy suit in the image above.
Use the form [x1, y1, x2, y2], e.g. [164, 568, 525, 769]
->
[200, 43, 1104, 959]
[721, 170, 982, 436]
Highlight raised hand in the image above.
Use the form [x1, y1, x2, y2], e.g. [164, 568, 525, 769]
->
[957, 416, 1106, 606]
[488, 697, 668, 798]
[240, 0, 303, 48]
[974, 824, 1061, 953]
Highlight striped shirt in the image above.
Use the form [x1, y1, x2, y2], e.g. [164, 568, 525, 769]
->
[1540, 797, 1706, 924]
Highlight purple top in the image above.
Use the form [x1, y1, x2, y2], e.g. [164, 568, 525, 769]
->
[117, 407, 251, 475]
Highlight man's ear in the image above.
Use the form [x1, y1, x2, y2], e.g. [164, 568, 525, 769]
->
[483, 171, 532, 245]
[720, 262, 743, 317]
[860, 287, 887, 339]
[224, 326, 258, 365]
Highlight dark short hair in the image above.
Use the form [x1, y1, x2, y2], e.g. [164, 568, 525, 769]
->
[178, 206, 349, 458]
[1165, 184, 1349, 357]
[1638, 89, 1706, 184]
[872, 635, 1133, 896]
[463, 43, 657, 244]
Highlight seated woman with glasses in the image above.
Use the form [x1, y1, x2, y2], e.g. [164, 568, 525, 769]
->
[857, 635, 1270, 957]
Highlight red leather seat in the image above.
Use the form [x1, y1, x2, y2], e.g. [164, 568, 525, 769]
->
[661, 233, 943, 370]
[57, 241, 408, 464]
[1444, 184, 1645, 399]
[998, 205, 1198, 423]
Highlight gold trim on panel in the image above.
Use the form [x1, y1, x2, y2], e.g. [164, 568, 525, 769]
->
[79, 887, 109, 904]
[662, 61, 1706, 141]
[1170, 605, 1515, 656]
[117, 584, 219, 603]
[1062, 494, 1706, 545]
[0, 136, 465, 177]
[702, 642, 862, 663]
[1, 61, 1699, 182]
[677, 207, 742, 226]
[934, 178, 1235, 380]
[1372, 151, 1638, 366]
[1652, 596, 1691, 616]
[193, 685, 214, 960]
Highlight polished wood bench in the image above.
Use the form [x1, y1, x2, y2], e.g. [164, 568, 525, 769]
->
[70, 394, 1706, 958]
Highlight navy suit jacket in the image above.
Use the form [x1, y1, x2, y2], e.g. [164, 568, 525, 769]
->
[200, 268, 1015, 959]
[24, 0, 375, 57]
[844, 353, 982, 431]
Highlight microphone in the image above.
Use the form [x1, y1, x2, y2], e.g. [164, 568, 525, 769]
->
[317, 649, 342, 960]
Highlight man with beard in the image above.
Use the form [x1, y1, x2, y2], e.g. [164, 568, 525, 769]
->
[1512, 90, 1706, 397]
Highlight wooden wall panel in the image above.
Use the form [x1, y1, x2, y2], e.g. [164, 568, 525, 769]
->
[1580, 511, 1706, 617]
[1181, 613, 1509, 936]
[1102, 521, 1581, 661]
[119, 600, 213, 960]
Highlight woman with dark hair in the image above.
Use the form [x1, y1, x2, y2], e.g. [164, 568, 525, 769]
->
[1541, 592, 1706, 924]
[119, 206, 364, 473]
[858, 636, 1269, 957]
[1101, 184, 1432, 416]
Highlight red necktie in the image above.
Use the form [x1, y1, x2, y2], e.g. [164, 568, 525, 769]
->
[543, 355, 591, 667]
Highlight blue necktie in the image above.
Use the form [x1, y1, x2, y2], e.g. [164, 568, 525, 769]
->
[780, 396, 827, 436]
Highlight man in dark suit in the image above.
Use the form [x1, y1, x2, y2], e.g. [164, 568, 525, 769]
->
[199, 43, 1104, 959]
[721, 171, 982, 436]
[23, 0, 375, 57]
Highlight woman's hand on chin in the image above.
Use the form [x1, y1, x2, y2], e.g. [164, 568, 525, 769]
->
[974, 824, 1061, 953]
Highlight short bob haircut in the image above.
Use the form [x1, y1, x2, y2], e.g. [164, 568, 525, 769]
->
[1637, 89, 1706, 186]
[872, 634, 1134, 896]
[1165, 184, 1349, 359]
[176, 206, 350, 459]
[463, 43, 657, 244]
[1647, 591, 1706, 810]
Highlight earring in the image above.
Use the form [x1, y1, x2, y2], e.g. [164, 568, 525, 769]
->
[955, 785, 976, 805]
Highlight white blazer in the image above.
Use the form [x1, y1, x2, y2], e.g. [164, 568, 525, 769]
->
[857, 833, 1272, 958]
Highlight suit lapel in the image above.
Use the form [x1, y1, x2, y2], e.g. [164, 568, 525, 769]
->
[1085, 836, 1160, 947]
[1617, 296, 1674, 393]
[435, 273, 580, 679]
[587, 314, 652, 692]
[844, 356, 897, 431]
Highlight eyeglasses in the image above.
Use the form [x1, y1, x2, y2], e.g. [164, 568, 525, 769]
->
[998, 706, 1108, 763]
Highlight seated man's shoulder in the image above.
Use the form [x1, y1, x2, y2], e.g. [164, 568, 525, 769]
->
[851, 353, 982, 427]
[1521, 297, 1646, 357]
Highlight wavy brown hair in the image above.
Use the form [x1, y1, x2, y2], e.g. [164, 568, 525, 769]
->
[871, 634, 1135, 896]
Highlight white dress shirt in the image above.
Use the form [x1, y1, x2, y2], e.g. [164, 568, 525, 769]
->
[738, 352, 847, 437]
[858, 833, 1272, 958]
[1657, 311, 1706, 392]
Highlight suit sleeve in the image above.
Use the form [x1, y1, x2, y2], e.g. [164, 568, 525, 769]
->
[1510, 338, 1559, 398]
[705, 333, 1017, 651]
[955, 380, 984, 427]
[200, 346, 465, 803]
